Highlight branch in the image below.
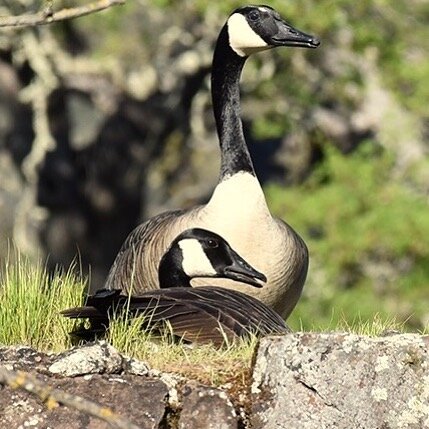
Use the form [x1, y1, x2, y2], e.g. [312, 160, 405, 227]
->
[20, 31, 57, 183]
[0, 0, 125, 28]
[0, 366, 142, 429]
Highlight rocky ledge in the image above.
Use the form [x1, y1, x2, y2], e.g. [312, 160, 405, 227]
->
[1, 333, 428, 428]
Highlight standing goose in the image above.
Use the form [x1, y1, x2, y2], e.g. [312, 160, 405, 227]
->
[63, 228, 289, 346]
[104, 5, 319, 318]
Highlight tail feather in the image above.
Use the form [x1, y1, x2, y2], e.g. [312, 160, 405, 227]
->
[61, 306, 104, 319]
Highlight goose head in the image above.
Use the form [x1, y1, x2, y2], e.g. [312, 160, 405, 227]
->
[158, 228, 267, 289]
[227, 5, 320, 57]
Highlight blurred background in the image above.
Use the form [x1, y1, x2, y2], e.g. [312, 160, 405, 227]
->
[0, 0, 428, 330]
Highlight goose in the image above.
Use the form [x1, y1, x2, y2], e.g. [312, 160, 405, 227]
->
[63, 228, 289, 346]
[104, 5, 319, 318]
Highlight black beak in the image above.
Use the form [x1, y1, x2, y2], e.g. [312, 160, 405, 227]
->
[221, 248, 267, 288]
[271, 19, 320, 49]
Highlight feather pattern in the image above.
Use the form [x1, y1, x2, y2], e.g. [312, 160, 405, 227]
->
[63, 287, 290, 347]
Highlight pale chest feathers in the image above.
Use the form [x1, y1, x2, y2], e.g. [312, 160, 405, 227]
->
[199, 172, 284, 263]
[205, 172, 270, 219]
[204, 173, 269, 227]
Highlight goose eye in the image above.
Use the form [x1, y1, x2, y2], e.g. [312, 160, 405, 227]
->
[207, 239, 219, 248]
[248, 10, 260, 21]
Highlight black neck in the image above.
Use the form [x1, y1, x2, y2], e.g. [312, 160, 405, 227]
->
[158, 248, 192, 288]
[211, 25, 255, 180]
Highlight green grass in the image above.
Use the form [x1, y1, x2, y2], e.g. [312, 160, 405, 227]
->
[299, 312, 407, 337]
[0, 251, 86, 352]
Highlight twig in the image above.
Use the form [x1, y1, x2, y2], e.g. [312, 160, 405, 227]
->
[0, 365, 142, 429]
[0, 0, 125, 28]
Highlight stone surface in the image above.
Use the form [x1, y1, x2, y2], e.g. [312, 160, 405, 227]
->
[0, 373, 169, 429]
[251, 333, 429, 429]
[178, 381, 238, 429]
[0, 343, 240, 429]
[2, 334, 429, 428]
[48, 341, 123, 376]
[0, 345, 53, 371]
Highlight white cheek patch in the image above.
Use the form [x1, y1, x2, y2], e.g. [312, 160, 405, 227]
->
[179, 239, 217, 277]
[227, 13, 269, 57]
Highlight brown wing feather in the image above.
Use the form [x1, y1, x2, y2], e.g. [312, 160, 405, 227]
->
[62, 286, 289, 346]
[135, 290, 240, 345]
[179, 287, 290, 336]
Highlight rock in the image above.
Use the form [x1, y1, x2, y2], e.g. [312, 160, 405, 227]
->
[0, 373, 169, 429]
[0, 343, 238, 428]
[251, 333, 429, 429]
[0, 345, 52, 372]
[2, 334, 429, 428]
[122, 356, 151, 376]
[178, 381, 238, 429]
[49, 341, 123, 376]
[0, 343, 171, 428]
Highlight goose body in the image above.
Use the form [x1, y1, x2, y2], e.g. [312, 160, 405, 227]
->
[104, 5, 319, 318]
[63, 228, 289, 346]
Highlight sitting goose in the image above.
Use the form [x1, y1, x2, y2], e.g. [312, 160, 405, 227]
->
[63, 228, 289, 346]
[104, 5, 320, 318]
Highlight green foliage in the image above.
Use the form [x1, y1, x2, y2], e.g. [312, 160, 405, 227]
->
[0, 252, 86, 351]
[266, 143, 429, 331]
[67, 0, 428, 137]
